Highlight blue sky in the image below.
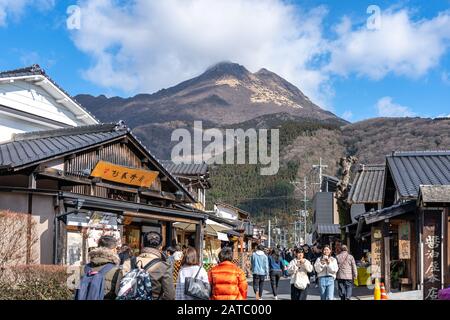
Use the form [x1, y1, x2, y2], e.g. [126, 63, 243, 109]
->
[1, 0, 449, 122]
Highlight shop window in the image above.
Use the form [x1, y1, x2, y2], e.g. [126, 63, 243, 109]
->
[66, 231, 83, 266]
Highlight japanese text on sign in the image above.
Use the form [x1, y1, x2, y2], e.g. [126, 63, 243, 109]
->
[90, 160, 159, 188]
[423, 210, 442, 300]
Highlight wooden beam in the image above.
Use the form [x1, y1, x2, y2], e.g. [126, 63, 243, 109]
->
[124, 211, 201, 224]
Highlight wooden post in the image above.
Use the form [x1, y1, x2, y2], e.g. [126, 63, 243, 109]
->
[383, 220, 391, 292]
[240, 235, 244, 269]
[166, 221, 173, 247]
[195, 221, 204, 262]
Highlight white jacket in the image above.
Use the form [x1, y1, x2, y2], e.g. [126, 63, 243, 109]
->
[287, 258, 313, 285]
[314, 256, 338, 279]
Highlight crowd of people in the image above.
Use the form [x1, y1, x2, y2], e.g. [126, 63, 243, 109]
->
[76, 232, 357, 300]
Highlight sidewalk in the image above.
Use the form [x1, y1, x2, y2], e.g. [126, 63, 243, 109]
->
[246, 277, 420, 300]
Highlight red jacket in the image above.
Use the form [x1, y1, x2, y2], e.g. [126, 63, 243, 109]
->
[208, 261, 248, 300]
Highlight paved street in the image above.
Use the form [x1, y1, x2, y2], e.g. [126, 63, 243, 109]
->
[246, 276, 373, 300]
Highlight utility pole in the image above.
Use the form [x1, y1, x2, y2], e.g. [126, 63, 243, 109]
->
[312, 157, 328, 192]
[291, 177, 310, 246]
[303, 177, 308, 244]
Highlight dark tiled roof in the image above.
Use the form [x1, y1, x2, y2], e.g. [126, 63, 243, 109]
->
[160, 160, 208, 176]
[0, 122, 196, 202]
[360, 200, 416, 225]
[0, 64, 98, 123]
[0, 123, 126, 170]
[317, 224, 341, 235]
[386, 151, 450, 198]
[348, 164, 385, 204]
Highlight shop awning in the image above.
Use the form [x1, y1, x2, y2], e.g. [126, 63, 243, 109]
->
[216, 232, 229, 241]
[62, 192, 206, 223]
[173, 218, 232, 236]
[362, 200, 416, 225]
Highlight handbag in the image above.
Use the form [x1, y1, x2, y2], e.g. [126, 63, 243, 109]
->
[184, 264, 211, 300]
[293, 262, 309, 290]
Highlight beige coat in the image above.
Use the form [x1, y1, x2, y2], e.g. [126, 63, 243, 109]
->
[336, 251, 358, 280]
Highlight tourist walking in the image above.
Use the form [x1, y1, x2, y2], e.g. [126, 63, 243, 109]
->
[131, 231, 175, 300]
[209, 247, 248, 300]
[314, 245, 338, 300]
[175, 247, 210, 300]
[336, 245, 358, 300]
[76, 235, 123, 300]
[251, 244, 269, 300]
[268, 248, 284, 300]
[288, 248, 313, 300]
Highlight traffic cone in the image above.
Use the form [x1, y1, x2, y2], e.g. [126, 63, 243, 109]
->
[374, 278, 381, 300]
[380, 283, 388, 300]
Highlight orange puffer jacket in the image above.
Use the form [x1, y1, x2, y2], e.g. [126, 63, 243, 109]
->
[208, 261, 248, 300]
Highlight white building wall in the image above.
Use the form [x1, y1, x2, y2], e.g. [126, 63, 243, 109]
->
[0, 80, 79, 126]
[0, 112, 55, 142]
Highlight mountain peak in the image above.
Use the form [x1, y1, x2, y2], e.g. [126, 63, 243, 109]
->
[203, 61, 250, 79]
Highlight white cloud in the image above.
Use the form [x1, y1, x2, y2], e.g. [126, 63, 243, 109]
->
[327, 9, 450, 79]
[69, 1, 450, 112]
[376, 96, 416, 117]
[342, 110, 353, 121]
[0, 0, 54, 26]
[71, 0, 331, 107]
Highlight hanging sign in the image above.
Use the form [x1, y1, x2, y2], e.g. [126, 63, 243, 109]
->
[398, 221, 411, 259]
[423, 210, 443, 300]
[90, 160, 159, 187]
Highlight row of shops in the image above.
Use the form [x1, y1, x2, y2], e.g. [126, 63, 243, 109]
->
[342, 151, 450, 300]
[0, 121, 258, 268]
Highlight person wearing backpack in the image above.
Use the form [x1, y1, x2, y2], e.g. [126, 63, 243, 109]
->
[75, 235, 123, 300]
[336, 245, 358, 300]
[175, 246, 210, 300]
[133, 231, 175, 300]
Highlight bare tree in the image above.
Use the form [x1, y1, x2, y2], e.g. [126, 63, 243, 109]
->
[0, 210, 38, 269]
[336, 156, 358, 229]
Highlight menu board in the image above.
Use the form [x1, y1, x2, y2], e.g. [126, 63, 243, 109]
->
[398, 222, 411, 259]
[371, 227, 383, 279]
[423, 210, 443, 300]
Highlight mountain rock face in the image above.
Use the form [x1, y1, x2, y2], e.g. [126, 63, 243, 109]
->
[76, 62, 344, 158]
[76, 62, 450, 221]
[78, 62, 340, 126]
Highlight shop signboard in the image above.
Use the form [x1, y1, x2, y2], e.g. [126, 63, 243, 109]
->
[371, 226, 382, 279]
[66, 212, 90, 227]
[90, 160, 159, 188]
[399, 221, 411, 259]
[423, 210, 443, 300]
[88, 212, 118, 229]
